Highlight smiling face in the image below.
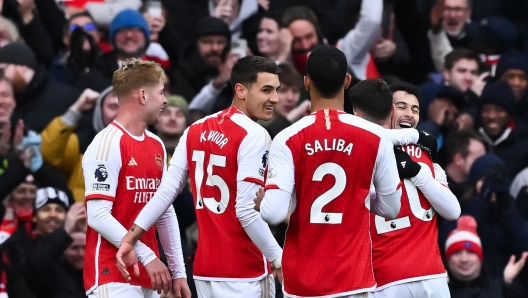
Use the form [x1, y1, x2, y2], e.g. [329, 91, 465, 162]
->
[391, 91, 420, 129]
[241, 72, 280, 121]
[448, 250, 482, 282]
[34, 203, 67, 235]
[143, 80, 167, 125]
[257, 18, 281, 57]
[480, 104, 512, 139]
[115, 27, 147, 59]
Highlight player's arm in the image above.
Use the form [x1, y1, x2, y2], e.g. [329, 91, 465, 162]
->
[86, 200, 156, 264]
[122, 130, 190, 245]
[260, 136, 294, 225]
[387, 129, 438, 161]
[150, 149, 187, 281]
[372, 133, 402, 219]
[236, 129, 283, 268]
[411, 163, 461, 221]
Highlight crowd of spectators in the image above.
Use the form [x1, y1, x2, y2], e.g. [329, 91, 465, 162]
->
[0, 0, 528, 297]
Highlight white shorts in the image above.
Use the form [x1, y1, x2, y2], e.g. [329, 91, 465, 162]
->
[371, 278, 450, 298]
[195, 275, 275, 298]
[284, 292, 370, 298]
[87, 282, 160, 298]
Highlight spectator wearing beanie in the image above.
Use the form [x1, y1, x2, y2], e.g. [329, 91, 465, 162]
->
[77, 9, 154, 92]
[171, 16, 234, 122]
[1, 188, 86, 298]
[446, 215, 526, 298]
[440, 154, 528, 281]
[0, 43, 83, 132]
[495, 49, 528, 120]
[477, 80, 528, 178]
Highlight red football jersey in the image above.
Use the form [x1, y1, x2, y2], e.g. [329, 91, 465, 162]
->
[371, 144, 447, 290]
[170, 108, 272, 281]
[83, 122, 164, 293]
[265, 109, 400, 297]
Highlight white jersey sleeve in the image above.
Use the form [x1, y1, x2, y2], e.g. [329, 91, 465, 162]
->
[82, 126, 123, 201]
[373, 132, 401, 195]
[169, 127, 190, 171]
[265, 133, 295, 194]
[236, 126, 272, 186]
[386, 128, 419, 147]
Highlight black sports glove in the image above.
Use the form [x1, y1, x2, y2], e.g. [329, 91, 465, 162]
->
[417, 130, 438, 162]
[394, 148, 421, 179]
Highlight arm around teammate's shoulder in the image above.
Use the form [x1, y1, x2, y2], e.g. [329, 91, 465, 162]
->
[411, 163, 461, 221]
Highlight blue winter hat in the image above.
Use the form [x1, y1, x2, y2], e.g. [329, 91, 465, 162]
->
[468, 154, 507, 186]
[110, 9, 150, 46]
[495, 49, 528, 79]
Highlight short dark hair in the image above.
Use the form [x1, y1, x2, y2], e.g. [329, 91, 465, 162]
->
[349, 79, 393, 122]
[278, 63, 302, 88]
[306, 45, 347, 98]
[444, 48, 479, 71]
[444, 130, 485, 164]
[390, 81, 421, 101]
[230, 56, 281, 91]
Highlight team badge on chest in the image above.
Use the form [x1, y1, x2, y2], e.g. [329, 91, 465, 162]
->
[155, 154, 163, 171]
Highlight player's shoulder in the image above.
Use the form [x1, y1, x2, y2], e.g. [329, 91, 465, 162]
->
[338, 113, 388, 138]
[85, 123, 124, 160]
[274, 114, 316, 144]
[190, 111, 223, 127]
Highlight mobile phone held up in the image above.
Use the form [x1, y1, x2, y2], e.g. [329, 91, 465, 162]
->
[231, 39, 247, 58]
[146, 0, 162, 17]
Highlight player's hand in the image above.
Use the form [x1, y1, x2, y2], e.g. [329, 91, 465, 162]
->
[254, 187, 265, 211]
[416, 130, 437, 162]
[276, 267, 283, 284]
[172, 278, 192, 298]
[145, 258, 173, 295]
[394, 148, 421, 179]
[504, 252, 528, 285]
[116, 241, 140, 281]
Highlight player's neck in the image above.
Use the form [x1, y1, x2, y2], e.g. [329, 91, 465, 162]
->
[230, 99, 255, 121]
[310, 93, 344, 112]
[115, 111, 147, 137]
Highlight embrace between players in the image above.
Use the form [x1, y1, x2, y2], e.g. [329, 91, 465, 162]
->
[82, 45, 460, 298]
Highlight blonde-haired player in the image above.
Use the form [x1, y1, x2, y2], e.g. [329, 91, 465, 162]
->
[83, 59, 191, 298]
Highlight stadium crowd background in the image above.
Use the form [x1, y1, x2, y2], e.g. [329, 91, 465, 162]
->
[0, 0, 528, 297]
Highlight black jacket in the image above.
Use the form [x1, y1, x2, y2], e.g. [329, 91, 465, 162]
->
[3, 225, 73, 298]
[51, 256, 85, 298]
[448, 269, 523, 298]
[12, 65, 83, 133]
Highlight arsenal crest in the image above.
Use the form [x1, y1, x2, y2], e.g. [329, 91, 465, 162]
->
[155, 154, 163, 171]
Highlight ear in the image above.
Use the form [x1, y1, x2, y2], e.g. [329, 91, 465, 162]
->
[234, 83, 247, 100]
[442, 69, 450, 82]
[343, 74, 352, 89]
[304, 76, 310, 92]
[453, 153, 464, 166]
[139, 89, 147, 104]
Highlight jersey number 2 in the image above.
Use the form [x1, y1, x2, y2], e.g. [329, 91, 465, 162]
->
[375, 179, 435, 234]
[192, 150, 229, 214]
[310, 163, 346, 224]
